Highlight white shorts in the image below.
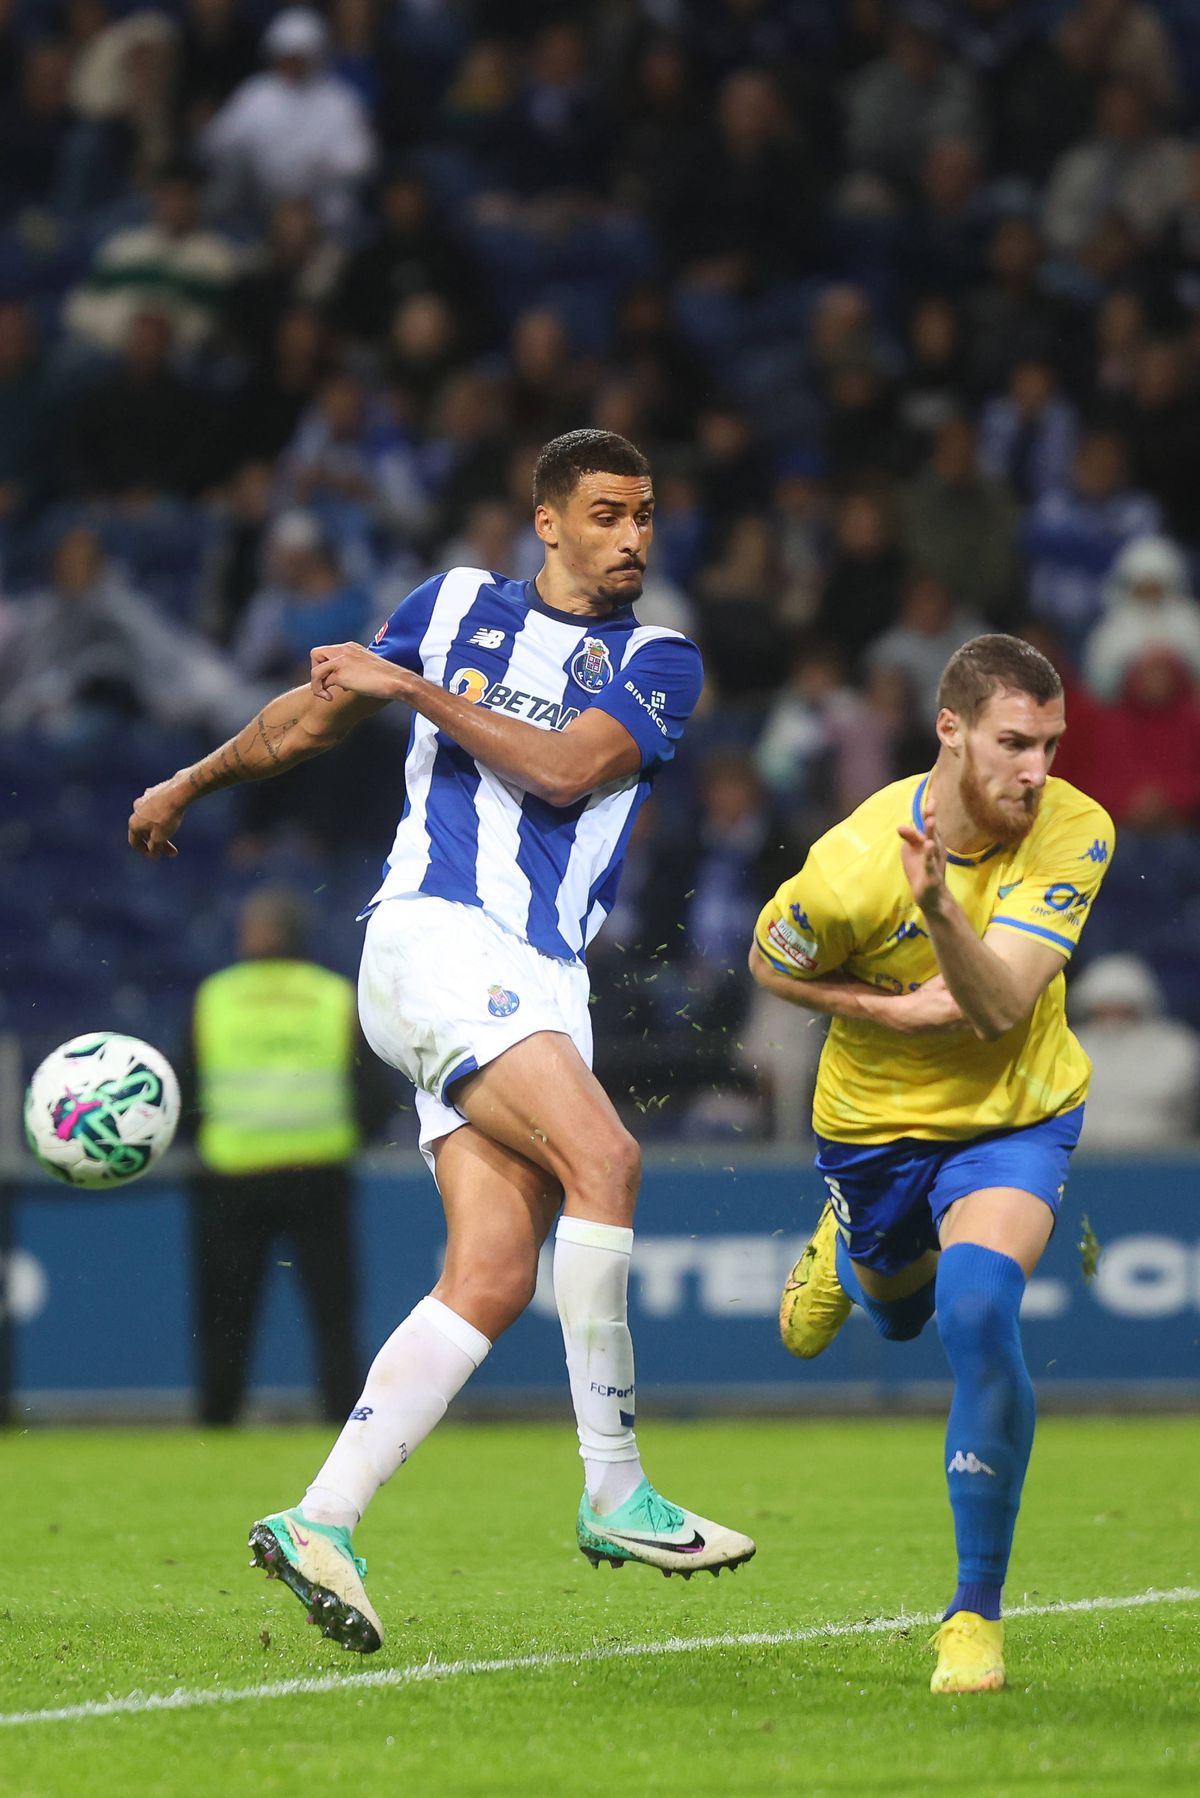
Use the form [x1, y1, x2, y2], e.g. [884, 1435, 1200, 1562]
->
[357, 895, 593, 1170]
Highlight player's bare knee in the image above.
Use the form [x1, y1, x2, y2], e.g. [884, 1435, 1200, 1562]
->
[568, 1125, 641, 1222]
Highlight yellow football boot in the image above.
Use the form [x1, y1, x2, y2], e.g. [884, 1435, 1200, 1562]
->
[779, 1202, 853, 1359]
[929, 1612, 1005, 1694]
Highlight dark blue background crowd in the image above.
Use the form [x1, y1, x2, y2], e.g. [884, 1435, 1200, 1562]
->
[2, 0, 1199, 1144]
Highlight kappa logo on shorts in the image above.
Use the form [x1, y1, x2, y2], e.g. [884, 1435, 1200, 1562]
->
[570, 636, 614, 692]
[487, 984, 521, 1018]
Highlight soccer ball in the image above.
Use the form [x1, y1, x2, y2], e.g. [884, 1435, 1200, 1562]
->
[24, 1032, 180, 1188]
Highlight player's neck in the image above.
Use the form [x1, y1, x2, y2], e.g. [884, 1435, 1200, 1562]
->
[926, 762, 995, 856]
[534, 568, 623, 619]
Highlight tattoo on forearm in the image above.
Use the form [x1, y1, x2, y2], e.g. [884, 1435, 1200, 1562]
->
[256, 713, 284, 764]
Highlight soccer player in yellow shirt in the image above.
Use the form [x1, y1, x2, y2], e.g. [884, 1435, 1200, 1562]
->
[750, 634, 1114, 1696]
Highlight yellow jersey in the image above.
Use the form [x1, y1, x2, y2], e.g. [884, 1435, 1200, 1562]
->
[754, 773, 1114, 1143]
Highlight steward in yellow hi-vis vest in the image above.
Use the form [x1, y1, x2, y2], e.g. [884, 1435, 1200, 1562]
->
[751, 637, 1116, 1682]
[185, 889, 393, 1427]
[194, 959, 359, 1173]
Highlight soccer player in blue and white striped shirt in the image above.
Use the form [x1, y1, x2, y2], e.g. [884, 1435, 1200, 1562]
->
[130, 431, 755, 1651]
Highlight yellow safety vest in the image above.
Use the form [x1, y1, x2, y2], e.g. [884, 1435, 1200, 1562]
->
[194, 960, 360, 1174]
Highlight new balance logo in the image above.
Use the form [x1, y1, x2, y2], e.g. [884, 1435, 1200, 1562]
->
[947, 1450, 996, 1476]
[467, 627, 506, 650]
[1080, 840, 1109, 864]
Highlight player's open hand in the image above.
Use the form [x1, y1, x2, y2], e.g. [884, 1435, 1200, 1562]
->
[128, 778, 186, 859]
[897, 789, 948, 914]
[310, 642, 401, 703]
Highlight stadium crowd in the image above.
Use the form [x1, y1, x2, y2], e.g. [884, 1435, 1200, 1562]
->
[1, 0, 1199, 1144]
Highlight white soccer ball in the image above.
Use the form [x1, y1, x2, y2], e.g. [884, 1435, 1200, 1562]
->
[24, 1032, 180, 1188]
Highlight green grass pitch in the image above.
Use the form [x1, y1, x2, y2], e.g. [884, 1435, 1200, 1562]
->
[3, 1417, 1198, 1796]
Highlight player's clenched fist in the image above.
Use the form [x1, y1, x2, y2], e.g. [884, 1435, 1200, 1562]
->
[128, 778, 186, 858]
[310, 642, 403, 702]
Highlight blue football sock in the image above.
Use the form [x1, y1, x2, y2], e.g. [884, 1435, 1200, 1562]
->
[834, 1235, 936, 1342]
[936, 1242, 1035, 1623]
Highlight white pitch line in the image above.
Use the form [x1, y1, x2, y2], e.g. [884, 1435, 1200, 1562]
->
[2, 1586, 1197, 1729]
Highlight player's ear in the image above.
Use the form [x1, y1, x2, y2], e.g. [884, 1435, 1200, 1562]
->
[935, 706, 961, 751]
[534, 502, 559, 549]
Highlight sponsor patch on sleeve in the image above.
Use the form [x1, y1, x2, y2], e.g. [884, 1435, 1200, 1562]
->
[766, 916, 819, 972]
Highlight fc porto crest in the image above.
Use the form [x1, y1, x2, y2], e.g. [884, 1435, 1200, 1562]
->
[487, 984, 520, 1018]
[570, 636, 613, 692]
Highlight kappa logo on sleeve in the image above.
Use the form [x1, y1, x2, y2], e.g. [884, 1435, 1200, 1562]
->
[1079, 840, 1109, 865]
[767, 916, 819, 971]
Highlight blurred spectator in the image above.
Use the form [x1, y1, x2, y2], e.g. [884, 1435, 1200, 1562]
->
[1023, 428, 1161, 661]
[1083, 536, 1200, 702]
[64, 162, 238, 358]
[232, 304, 332, 464]
[202, 6, 376, 232]
[1055, 0, 1181, 120]
[771, 453, 829, 629]
[815, 484, 906, 669]
[676, 749, 805, 1027]
[755, 636, 893, 833]
[896, 296, 966, 462]
[64, 311, 219, 500]
[506, 307, 592, 440]
[611, 36, 705, 220]
[667, 67, 814, 291]
[1042, 79, 1190, 257]
[978, 357, 1079, 505]
[0, 526, 254, 737]
[1070, 955, 1200, 1151]
[864, 571, 988, 719]
[68, 6, 178, 190]
[506, 20, 609, 195]
[1104, 337, 1200, 544]
[233, 512, 372, 684]
[387, 292, 468, 428]
[824, 357, 910, 482]
[1092, 288, 1149, 401]
[228, 199, 342, 365]
[964, 214, 1077, 396]
[694, 513, 782, 697]
[899, 417, 1020, 618]
[843, 6, 979, 202]
[200, 459, 275, 644]
[173, 0, 259, 135]
[332, 167, 484, 350]
[0, 302, 48, 523]
[0, 40, 77, 214]
[278, 371, 429, 540]
[1087, 649, 1200, 830]
[899, 136, 994, 296]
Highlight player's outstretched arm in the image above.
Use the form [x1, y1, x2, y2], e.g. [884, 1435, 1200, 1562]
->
[310, 641, 640, 805]
[127, 681, 386, 858]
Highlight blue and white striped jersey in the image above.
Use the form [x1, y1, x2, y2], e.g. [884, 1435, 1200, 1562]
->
[364, 567, 703, 963]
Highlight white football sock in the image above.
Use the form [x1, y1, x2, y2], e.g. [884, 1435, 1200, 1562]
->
[554, 1215, 645, 1514]
[300, 1295, 490, 1527]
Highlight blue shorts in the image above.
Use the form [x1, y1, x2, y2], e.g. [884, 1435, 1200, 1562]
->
[813, 1105, 1085, 1277]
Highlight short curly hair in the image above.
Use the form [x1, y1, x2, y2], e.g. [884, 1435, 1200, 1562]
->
[532, 429, 651, 507]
